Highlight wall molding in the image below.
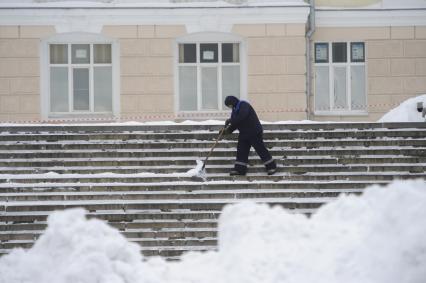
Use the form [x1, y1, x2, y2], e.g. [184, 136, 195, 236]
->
[0, 6, 310, 27]
[317, 9, 426, 27]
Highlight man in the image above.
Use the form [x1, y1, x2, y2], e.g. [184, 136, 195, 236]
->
[223, 95, 277, 176]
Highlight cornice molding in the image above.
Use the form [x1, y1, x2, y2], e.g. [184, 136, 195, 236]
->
[0, 6, 310, 30]
[316, 9, 426, 27]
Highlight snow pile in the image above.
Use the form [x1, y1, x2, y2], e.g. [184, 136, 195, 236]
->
[0, 209, 144, 283]
[213, 180, 426, 283]
[185, 159, 207, 180]
[1, 180, 426, 283]
[379, 94, 426, 122]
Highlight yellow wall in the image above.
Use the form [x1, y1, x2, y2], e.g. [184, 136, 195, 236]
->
[233, 24, 307, 121]
[311, 26, 426, 122]
[103, 25, 185, 121]
[0, 26, 55, 122]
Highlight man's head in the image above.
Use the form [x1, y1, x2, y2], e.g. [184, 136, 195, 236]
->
[224, 96, 239, 109]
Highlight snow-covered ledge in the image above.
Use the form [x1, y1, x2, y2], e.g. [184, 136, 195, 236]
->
[0, 3, 310, 27]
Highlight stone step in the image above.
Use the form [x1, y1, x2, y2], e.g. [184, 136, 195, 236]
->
[133, 246, 217, 258]
[1, 172, 424, 184]
[0, 241, 216, 258]
[0, 209, 228, 224]
[0, 237, 218, 250]
[1, 155, 424, 168]
[0, 188, 363, 202]
[1, 197, 331, 214]
[0, 236, 217, 250]
[1, 129, 425, 142]
[0, 180, 383, 193]
[0, 208, 313, 225]
[1, 147, 425, 159]
[1, 139, 425, 151]
[0, 246, 212, 259]
[0, 219, 221, 232]
[0, 204, 332, 257]
[131, 237, 218, 248]
[0, 227, 221, 241]
[1, 122, 424, 134]
[283, 156, 426, 165]
[0, 164, 424, 175]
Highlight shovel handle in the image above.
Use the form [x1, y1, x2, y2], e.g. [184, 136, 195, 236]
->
[202, 127, 226, 170]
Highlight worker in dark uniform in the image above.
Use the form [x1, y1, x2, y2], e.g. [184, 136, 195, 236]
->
[223, 95, 277, 176]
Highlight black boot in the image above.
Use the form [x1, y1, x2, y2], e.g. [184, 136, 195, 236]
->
[265, 159, 277, 175]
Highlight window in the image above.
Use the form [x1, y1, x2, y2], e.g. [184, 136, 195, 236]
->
[177, 42, 241, 111]
[314, 42, 366, 114]
[49, 43, 113, 114]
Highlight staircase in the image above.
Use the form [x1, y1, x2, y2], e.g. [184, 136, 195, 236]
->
[0, 122, 425, 260]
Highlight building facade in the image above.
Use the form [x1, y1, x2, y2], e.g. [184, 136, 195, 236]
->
[0, 0, 425, 123]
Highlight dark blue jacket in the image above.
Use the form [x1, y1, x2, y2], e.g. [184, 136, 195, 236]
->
[225, 96, 262, 138]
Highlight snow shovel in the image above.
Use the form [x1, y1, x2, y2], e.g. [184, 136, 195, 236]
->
[202, 127, 226, 170]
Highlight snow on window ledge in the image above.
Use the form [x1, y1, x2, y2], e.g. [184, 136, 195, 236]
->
[177, 111, 230, 120]
[314, 110, 369, 116]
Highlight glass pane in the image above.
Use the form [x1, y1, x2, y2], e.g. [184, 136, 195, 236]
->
[315, 43, 328, 63]
[351, 42, 365, 62]
[50, 67, 69, 112]
[72, 44, 90, 64]
[94, 44, 111, 64]
[315, 66, 329, 111]
[351, 65, 366, 110]
[50, 44, 68, 64]
[73, 68, 90, 111]
[332, 42, 347, 63]
[179, 44, 196, 63]
[222, 66, 240, 100]
[333, 66, 347, 110]
[94, 67, 112, 112]
[222, 43, 239, 63]
[200, 43, 218, 63]
[201, 67, 218, 110]
[179, 66, 197, 111]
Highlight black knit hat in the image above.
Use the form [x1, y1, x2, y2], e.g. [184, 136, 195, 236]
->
[224, 96, 239, 108]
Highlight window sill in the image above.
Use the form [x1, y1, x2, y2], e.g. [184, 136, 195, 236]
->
[47, 112, 116, 122]
[176, 110, 230, 120]
[314, 111, 368, 116]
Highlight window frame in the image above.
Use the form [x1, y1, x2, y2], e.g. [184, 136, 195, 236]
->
[41, 33, 120, 120]
[49, 43, 112, 114]
[314, 41, 368, 116]
[175, 32, 246, 115]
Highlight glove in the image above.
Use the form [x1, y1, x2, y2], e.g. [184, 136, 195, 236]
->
[223, 126, 232, 135]
[225, 119, 231, 127]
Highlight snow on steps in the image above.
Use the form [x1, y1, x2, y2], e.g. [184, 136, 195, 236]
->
[0, 122, 425, 259]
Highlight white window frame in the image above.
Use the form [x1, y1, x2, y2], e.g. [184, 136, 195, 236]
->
[40, 33, 120, 120]
[175, 32, 247, 115]
[314, 41, 368, 116]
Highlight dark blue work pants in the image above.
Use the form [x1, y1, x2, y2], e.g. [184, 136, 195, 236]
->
[234, 132, 276, 174]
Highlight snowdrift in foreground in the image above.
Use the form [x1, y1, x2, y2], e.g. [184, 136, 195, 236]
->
[0, 209, 143, 283]
[379, 94, 426, 122]
[1, 180, 426, 283]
